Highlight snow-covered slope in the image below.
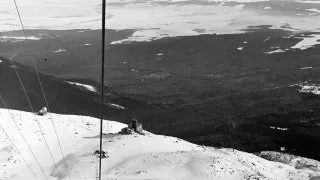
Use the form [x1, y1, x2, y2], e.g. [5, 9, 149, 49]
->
[0, 108, 319, 180]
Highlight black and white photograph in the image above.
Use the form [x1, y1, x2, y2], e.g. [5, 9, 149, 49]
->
[0, 0, 320, 179]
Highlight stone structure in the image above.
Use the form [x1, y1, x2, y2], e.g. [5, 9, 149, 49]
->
[119, 118, 144, 135]
[129, 118, 143, 134]
[120, 127, 134, 135]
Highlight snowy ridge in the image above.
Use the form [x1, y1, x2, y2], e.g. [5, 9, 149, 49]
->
[0, 108, 319, 180]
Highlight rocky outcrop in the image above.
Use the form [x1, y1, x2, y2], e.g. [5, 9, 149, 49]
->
[258, 151, 320, 172]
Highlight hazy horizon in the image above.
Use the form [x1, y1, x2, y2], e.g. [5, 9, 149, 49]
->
[1, 0, 320, 41]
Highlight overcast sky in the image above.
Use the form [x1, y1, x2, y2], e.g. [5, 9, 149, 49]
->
[0, 0, 101, 30]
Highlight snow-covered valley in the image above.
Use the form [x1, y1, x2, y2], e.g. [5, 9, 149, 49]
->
[0, 108, 319, 180]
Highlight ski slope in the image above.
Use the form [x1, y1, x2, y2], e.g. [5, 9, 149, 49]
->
[0, 108, 319, 180]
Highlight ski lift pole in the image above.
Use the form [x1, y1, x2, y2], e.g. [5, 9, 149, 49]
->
[99, 0, 106, 180]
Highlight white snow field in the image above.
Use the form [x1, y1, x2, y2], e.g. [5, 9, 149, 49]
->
[0, 108, 319, 180]
[291, 34, 320, 50]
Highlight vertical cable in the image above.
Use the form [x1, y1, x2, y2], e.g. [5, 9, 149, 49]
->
[0, 95, 48, 180]
[5, 35, 63, 180]
[11, 0, 72, 179]
[99, 0, 106, 179]
[12, 0, 27, 41]
[0, 124, 39, 180]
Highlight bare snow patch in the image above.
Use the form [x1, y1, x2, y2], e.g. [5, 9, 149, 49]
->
[306, 8, 320, 13]
[295, 0, 320, 3]
[265, 49, 286, 54]
[237, 47, 244, 51]
[306, 8, 320, 15]
[299, 85, 320, 94]
[65, 81, 97, 92]
[270, 126, 289, 131]
[1, 36, 40, 41]
[111, 29, 170, 44]
[53, 48, 67, 53]
[300, 66, 313, 70]
[107, 103, 126, 110]
[291, 82, 320, 95]
[78, 30, 91, 33]
[110, 40, 124, 45]
[291, 34, 320, 50]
